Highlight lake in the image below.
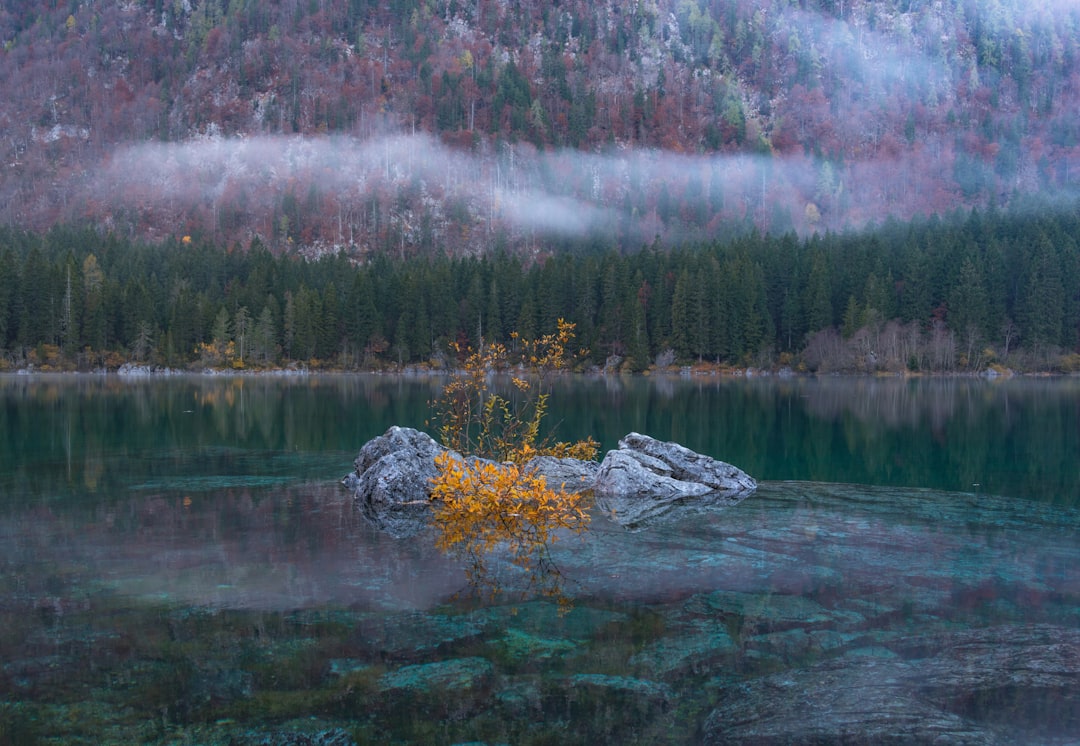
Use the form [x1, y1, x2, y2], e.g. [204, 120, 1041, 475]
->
[1, 373, 1078, 744]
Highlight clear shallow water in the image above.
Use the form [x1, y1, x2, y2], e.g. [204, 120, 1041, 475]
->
[0, 374, 1078, 744]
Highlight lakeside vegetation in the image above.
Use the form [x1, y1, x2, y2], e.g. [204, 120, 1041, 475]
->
[1, 203, 1079, 376]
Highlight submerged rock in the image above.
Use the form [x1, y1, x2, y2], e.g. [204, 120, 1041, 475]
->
[378, 656, 495, 693]
[343, 427, 756, 536]
[704, 656, 995, 745]
[703, 624, 1080, 745]
[628, 626, 739, 678]
[896, 623, 1080, 736]
[568, 673, 674, 706]
[351, 610, 484, 657]
[378, 657, 496, 720]
[230, 729, 357, 746]
[488, 628, 579, 664]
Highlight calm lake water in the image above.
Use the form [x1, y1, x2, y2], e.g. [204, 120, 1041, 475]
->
[1, 373, 1078, 744]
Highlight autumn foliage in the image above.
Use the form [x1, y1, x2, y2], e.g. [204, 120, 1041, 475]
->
[7, 0, 1080, 247]
[429, 451, 589, 601]
[429, 319, 597, 600]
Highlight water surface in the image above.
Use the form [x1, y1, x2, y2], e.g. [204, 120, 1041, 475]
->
[1, 374, 1077, 744]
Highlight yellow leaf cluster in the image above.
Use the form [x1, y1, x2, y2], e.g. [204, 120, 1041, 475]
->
[516, 318, 583, 381]
[539, 436, 600, 462]
[195, 339, 238, 368]
[429, 451, 590, 599]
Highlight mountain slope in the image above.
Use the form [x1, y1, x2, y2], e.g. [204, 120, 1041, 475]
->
[2, 0, 1080, 254]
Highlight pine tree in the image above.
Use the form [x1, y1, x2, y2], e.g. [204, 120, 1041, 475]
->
[948, 257, 989, 354]
[345, 272, 380, 361]
[233, 305, 252, 364]
[1018, 235, 1065, 348]
[803, 246, 834, 333]
[670, 268, 692, 359]
[318, 282, 340, 360]
[0, 250, 14, 350]
[251, 305, 278, 364]
[627, 270, 650, 370]
[211, 306, 232, 359]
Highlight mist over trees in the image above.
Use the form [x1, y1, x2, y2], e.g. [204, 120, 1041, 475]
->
[3, 0, 1080, 252]
[1, 204, 1077, 373]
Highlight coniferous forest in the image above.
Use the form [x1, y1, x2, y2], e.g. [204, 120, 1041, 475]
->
[2, 202, 1078, 374]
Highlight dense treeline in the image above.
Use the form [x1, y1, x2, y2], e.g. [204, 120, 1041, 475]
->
[1, 204, 1078, 373]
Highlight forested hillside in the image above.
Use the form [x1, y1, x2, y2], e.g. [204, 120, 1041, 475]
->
[2, 204, 1077, 372]
[3, 0, 1080, 253]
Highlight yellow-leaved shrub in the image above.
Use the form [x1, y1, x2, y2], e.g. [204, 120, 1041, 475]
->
[430, 451, 590, 600]
[428, 319, 597, 602]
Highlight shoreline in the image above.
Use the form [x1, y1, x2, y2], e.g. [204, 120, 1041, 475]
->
[2, 361, 1077, 380]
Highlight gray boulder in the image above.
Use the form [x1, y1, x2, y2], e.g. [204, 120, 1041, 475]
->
[344, 427, 756, 535]
[615, 432, 757, 492]
[593, 432, 756, 527]
[342, 428, 598, 536]
[341, 426, 447, 538]
[594, 449, 715, 500]
[524, 455, 600, 493]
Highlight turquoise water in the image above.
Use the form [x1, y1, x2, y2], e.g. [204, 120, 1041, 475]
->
[0, 374, 1077, 744]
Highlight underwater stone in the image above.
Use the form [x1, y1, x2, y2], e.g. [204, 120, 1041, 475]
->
[561, 673, 675, 724]
[192, 665, 254, 705]
[685, 589, 860, 631]
[326, 659, 372, 679]
[628, 625, 738, 678]
[744, 628, 862, 662]
[895, 623, 1080, 735]
[378, 656, 495, 693]
[351, 611, 484, 657]
[704, 624, 1080, 745]
[489, 628, 579, 664]
[477, 601, 629, 641]
[704, 656, 996, 745]
[374, 656, 498, 723]
[494, 678, 543, 715]
[569, 673, 674, 704]
[231, 729, 357, 746]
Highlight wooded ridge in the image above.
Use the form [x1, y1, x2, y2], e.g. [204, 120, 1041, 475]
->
[2, 0, 1080, 252]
